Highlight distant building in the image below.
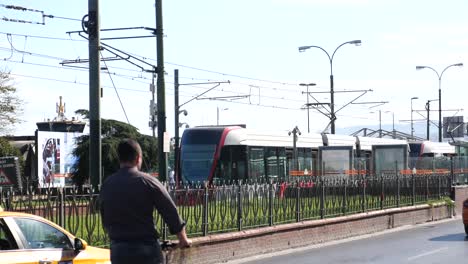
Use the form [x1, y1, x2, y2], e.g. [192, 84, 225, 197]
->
[36, 96, 85, 133]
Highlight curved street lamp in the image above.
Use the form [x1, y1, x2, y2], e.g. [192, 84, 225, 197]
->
[416, 63, 463, 142]
[299, 40, 361, 134]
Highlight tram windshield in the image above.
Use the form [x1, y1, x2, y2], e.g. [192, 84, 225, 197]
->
[180, 128, 224, 182]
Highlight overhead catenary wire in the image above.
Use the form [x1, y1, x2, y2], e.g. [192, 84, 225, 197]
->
[2, 32, 321, 94]
[1, 43, 310, 104]
[0, 32, 372, 114]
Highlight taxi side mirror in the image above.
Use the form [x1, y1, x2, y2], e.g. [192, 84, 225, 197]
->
[74, 238, 87, 251]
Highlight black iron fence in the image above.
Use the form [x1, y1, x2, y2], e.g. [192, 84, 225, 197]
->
[0, 174, 452, 247]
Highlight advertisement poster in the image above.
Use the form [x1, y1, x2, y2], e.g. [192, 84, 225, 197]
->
[37, 131, 82, 188]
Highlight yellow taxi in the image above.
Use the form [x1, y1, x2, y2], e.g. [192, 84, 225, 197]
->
[0, 207, 110, 264]
[463, 198, 468, 236]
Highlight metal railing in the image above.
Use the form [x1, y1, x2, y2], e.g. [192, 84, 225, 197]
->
[0, 173, 452, 247]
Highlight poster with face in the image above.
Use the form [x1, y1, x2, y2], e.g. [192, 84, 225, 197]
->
[37, 131, 82, 188]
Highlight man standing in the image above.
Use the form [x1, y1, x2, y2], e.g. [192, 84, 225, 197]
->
[100, 139, 191, 264]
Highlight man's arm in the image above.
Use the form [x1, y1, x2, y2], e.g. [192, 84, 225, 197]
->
[176, 227, 192, 248]
[146, 175, 190, 241]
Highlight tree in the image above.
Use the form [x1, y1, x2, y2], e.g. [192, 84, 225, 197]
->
[0, 70, 23, 135]
[71, 109, 159, 185]
[0, 137, 21, 158]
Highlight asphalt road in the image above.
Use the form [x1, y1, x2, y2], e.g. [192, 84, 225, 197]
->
[237, 218, 467, 264]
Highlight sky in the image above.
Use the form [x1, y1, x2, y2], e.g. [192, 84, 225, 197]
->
[1, 0, 467, 140]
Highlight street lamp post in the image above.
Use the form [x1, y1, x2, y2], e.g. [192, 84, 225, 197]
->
[416, 63, 463, 142]
[410, 97, 418, 139]
[299, 40, 361, 134]
[288, 126, 301, 171]
[300, 83, 316, 133]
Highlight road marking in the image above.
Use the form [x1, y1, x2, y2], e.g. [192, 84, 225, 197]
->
[407, 247, 449, 261]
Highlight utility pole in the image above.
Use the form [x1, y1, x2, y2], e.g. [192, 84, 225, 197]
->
[150, 72, 156, 137]
[174, 69, 180, 181]
[426, 101, 430, 140]
[155, 0, 167, 181]
[88, 0, 101, 189]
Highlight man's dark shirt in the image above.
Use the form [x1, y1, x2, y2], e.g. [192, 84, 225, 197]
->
[100, 167, 185, 242]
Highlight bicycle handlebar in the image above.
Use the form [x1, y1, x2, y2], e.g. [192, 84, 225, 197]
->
[160, 240, 178, 251]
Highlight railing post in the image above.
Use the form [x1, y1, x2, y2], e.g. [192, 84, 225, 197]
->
[380, 173, 384, 210]
[361, 175, 367, 213]
[437, 174, 441, 199]
[359, 162, 366, 213]
[396, 173, 400, 208]
[342, 178, 347, 215]
[269, 179, 274, 226]
[237, 181, 243, 231]
[296, 180, 301, 222]
[58, 188, 65, 228]
[320, 178, 325, 219]
[411, 173, 415, 206]
[450, 156, 454, 186]
[425, 174, 429, 201]
[202, 182, 209, 236]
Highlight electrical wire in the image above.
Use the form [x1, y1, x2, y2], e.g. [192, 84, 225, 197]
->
[8, 73, 149, 93]
[0, 32, 85, 42]
[42, 14, 81, 22]
[0, 33, 360, 112]
[100, 51, 130, 124]
[3, 59, 152, 84]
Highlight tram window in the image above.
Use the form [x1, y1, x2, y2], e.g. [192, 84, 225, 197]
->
[298, 149, 305, 171]
[232, 146, 247, 181]
[277, 148, 286, 180]
[266, 147, 279, 180]
[249, 147, 265, 180]
[217, 146, 248, 182]
[297, 148, 313, 174]
[304, 149, 313, 173]
[217, 147, 231, 181]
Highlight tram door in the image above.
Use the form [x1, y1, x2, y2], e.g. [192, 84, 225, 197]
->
[216, 146, 247, 182]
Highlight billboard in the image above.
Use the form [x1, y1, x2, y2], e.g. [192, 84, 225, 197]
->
[0, 157, 21, 188]
[37, 131, 82, 188]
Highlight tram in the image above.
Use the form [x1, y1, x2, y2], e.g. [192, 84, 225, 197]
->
[178, 126, 410, 183]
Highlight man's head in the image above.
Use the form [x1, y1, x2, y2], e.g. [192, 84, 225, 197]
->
[118, 139, 143, 169]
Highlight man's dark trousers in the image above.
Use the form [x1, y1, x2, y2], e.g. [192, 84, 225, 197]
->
[110, 240, 164, 264]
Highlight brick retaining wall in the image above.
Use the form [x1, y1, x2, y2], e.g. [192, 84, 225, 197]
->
[168, 203, 454, 264]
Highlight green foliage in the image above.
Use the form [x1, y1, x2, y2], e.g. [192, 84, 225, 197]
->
[427, 196, 453, 208]
[0, 137, 21, 157]
[71, 112, 159, 185]
[0, 70, 23, 135]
